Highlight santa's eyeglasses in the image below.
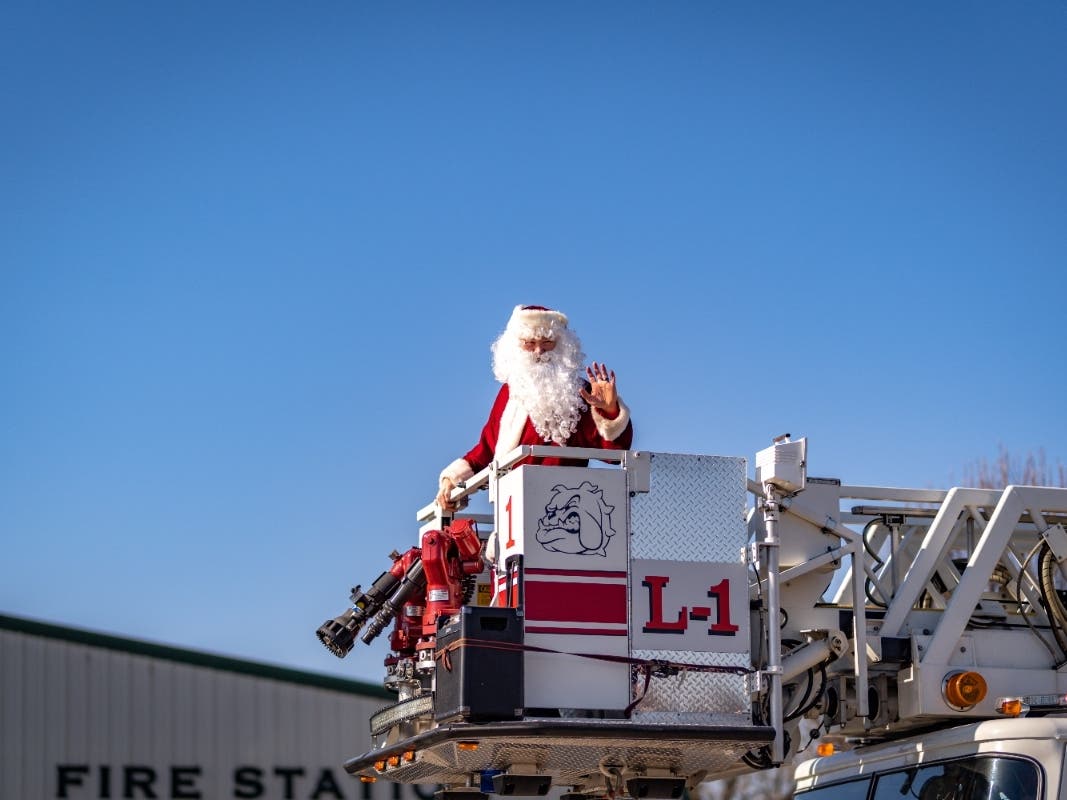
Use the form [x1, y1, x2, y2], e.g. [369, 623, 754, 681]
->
[519, 338, 556, 352]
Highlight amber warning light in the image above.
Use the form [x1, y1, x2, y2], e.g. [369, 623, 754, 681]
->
[942, 671, 988, 710]
[997, 698, 1027, 718]
[998, 693, 1067, 716]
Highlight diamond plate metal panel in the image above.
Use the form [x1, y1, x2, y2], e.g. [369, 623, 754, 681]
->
[630, 453, 747, 561]
[627, 454, 752, 725]
[630, 650, 751, 725]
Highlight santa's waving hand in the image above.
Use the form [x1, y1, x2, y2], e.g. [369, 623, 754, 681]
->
[580, 361, 619, 418]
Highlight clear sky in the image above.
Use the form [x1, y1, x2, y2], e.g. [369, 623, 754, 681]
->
[3, 2, 1065, 683]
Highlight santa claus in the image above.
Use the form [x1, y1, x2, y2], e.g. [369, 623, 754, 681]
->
[436, 305, 633, 511]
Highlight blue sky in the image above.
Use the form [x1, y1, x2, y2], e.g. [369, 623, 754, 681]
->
[2, 2, 1065, 682]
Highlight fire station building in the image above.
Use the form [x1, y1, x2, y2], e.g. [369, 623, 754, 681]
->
[0, 613, 435, 800]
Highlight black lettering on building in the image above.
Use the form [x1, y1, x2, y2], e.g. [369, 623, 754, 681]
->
[234, 767, 264, 799]
[310, 768, 344, 799]
[171, 766, 201, 799]
[57, 765, 91, 798]
[123, 766, 157, 799]
[273, 767, 305, 800]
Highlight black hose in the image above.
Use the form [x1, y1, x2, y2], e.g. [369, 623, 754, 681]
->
[785, 661, 832, 725]
[1015, 541, 1060, 663]
[1037, 544, 1067, 661]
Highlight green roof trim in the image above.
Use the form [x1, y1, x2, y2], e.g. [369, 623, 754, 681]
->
[0, 612, 391, 699]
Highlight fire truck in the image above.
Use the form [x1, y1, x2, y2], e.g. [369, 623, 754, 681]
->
[317, 438, 1067, 800]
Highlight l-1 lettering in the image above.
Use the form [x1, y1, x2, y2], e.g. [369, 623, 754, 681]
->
[641, 576, 687, 633]
[641, 575, 738, 635]
[707, 578, 739, 635]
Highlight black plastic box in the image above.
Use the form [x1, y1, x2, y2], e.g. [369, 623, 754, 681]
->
[434, 606, 524, 722]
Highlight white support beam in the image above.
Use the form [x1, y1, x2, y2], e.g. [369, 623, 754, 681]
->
[923, 487, 1067, 665]
[839, 486, 950, 503]
[879, 488, 1002, 639]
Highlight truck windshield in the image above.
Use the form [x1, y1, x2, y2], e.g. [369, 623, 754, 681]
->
[796, 755, 1041, 800]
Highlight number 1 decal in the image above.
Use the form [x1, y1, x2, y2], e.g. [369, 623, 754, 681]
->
[708, 578, 739, 635]
[505, 495, 515, 549]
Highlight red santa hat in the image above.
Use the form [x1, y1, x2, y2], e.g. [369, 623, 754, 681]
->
[505, 304, 569, 338]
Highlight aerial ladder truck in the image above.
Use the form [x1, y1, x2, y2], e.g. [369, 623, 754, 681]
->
[317, 438, 1067, 800]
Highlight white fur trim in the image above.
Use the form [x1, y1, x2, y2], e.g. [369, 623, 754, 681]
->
[506, 305, 568, 337]
[440, 458, 474, 487]
[495, 395, 527, 459]
[593, 397, 631, 442]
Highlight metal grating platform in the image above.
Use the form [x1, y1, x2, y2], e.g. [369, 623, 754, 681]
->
[345, 719, 774, 790]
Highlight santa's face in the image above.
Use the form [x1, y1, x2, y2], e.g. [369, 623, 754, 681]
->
[519, 337, 557, 362]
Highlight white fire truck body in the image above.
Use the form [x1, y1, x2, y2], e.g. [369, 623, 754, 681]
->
[316, 440, 1067, 800]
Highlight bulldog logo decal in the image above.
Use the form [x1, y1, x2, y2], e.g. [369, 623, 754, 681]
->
[535, 481, 616, 556]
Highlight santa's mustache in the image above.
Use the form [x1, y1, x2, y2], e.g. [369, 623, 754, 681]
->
[513, 350, 578, 382]
[518, 351, 555, 367]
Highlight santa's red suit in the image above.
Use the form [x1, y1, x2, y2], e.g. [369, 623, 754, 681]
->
[440, 382, 633, 487]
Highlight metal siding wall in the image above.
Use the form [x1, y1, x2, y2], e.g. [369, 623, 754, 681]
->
[2, 628, 23, 798]
[0, 628, 425, 800]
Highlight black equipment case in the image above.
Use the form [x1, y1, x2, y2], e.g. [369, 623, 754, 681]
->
[434, 606, 524, 723]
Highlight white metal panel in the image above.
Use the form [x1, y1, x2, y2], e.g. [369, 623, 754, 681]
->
[497, 465, 632, 711]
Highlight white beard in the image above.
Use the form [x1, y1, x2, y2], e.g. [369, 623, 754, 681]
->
[508, 351, 585, 445]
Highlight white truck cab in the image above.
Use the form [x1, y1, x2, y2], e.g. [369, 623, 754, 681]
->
[794, 718, 1066, 800]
